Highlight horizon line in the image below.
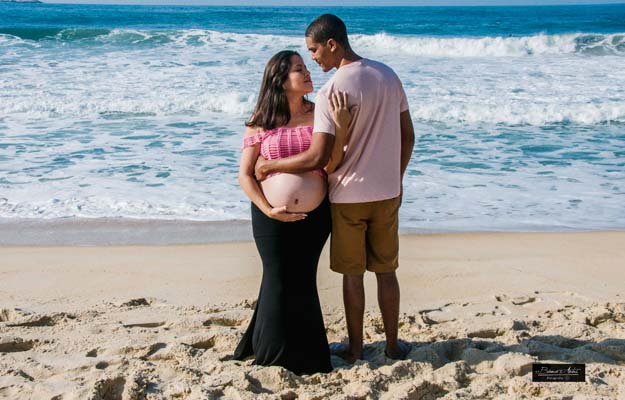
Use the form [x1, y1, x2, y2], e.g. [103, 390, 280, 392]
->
[34, 1, 625, 6]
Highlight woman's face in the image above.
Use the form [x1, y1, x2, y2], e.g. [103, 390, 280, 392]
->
[283, 55, 313, 95]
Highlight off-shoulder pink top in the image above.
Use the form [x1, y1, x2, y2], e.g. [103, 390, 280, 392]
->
[242, 125, 325, 178]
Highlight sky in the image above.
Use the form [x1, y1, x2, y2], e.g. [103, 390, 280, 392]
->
[39, 0, 625, 5]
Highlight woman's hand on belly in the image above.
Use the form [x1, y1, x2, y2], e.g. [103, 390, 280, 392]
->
[261, 172, 327, 214]
[267, 205, 307, 222]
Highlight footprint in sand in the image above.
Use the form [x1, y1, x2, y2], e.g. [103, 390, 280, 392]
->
[118, 298, 153, 308]
[534, 290, 593, 307]
[2, 309, 76, 328]
[122, 321, 166, 328]
[188, 336, 216, 350]
[511, 296, 537, 306]
[2, 368, 34, 382]
[419, 303, 458, 325]
[0, 338, 37, 353]
[474, 304, 512, 317]
[6, 315, 56, 327]
[467, 327, 508, 339]
[495, 294, 509, 302]
[423, 302, 512, 323]
[203, 316, 243, 328]
[0, 308, 24, 322]
[494, 294, 538, 306]
[140, 342, 167, 359]
[90, 374, 150, 400]
[89, 376, 126, 400]
[1, 308, 40, 324]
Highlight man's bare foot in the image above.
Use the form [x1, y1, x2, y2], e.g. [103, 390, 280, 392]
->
[329, 342, 362, 364]
[384, 340, 411, 360]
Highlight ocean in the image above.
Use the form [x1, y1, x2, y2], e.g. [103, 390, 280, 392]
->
[1, 3, 624, 235]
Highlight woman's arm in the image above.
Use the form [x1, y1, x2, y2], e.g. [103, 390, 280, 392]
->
[325, 91, 351, 174]
[254, 133, 333, 180]
[239, 127, 307, 222]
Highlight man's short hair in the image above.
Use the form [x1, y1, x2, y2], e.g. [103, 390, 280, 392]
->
[305, 14, 350, 48]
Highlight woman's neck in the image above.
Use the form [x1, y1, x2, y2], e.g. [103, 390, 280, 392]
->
[287, 94, 306, 117]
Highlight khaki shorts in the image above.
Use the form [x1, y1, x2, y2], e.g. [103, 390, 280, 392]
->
[330, 196, 400, 275]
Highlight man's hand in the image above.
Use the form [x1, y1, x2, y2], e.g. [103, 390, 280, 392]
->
[330, 91, 352, 130]
[255, 156, 269, 181]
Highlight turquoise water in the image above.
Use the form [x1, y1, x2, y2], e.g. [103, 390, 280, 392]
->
[2, 4, 625, 37]
[1, 4, 624, 231]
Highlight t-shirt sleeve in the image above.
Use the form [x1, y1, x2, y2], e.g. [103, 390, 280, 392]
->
[313, 91, 336, 136]
[399, 81, 409, 113]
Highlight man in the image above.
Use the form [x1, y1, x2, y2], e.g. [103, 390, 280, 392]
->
[255, 14, 415, 363]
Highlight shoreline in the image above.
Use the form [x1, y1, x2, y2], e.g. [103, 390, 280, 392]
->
[1, 217, 621, 246]
[0, 218, 254, 246]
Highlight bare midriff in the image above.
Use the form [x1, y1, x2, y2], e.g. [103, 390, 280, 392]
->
[260, 172, 327, 213]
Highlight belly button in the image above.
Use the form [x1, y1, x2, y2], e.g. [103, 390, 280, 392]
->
[294, 198, 299, 205]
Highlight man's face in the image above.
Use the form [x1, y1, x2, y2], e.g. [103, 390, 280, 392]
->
[306, 36, 334, 73]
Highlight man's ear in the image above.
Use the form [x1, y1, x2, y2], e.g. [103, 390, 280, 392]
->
[327, 38, 338, 52]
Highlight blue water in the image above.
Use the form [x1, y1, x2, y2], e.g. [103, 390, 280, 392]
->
[1, 3, 624, 231]
[2, 3, 625, 37]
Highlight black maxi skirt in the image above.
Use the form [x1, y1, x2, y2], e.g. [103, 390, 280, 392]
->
[233, 197, 333, 375]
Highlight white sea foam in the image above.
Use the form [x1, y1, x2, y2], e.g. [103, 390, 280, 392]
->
[6, 28, 625, 56]
[0, 34, 17, 44]
[353, 32, 625, 57]
[410, 100, 625, 126]
[1, 30, 624, 125]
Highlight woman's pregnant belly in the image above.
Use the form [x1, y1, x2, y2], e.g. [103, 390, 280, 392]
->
[260, 172, 327, 213]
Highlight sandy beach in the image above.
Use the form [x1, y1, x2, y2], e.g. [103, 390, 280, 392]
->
[1, 231, 624, 399]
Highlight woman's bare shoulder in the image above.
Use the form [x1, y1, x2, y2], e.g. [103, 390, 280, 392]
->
[244, 125, 263, 137]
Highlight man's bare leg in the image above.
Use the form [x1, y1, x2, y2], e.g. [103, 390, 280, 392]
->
[376, 271, 409, 359]
[341, 273, 365, 363]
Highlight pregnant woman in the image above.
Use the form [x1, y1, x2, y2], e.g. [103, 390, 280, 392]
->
[234, 50, 350, 374]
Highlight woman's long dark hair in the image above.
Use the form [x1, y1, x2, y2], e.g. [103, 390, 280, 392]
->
[246, 50, 313, 131]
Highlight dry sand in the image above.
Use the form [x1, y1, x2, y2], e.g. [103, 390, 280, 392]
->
[1, 232, 624, 399]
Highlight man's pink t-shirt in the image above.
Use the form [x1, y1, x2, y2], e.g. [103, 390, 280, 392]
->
[314, 58, 409, 204]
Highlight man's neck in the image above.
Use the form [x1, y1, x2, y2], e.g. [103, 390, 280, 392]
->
[337, 49, 362, 69]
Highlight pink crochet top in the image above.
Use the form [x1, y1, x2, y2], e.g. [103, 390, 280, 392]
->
[242, 125, 325, 178]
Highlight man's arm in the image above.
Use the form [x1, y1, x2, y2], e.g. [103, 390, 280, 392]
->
[255, 132, 335, 180]
[400, 110, 415, 180]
